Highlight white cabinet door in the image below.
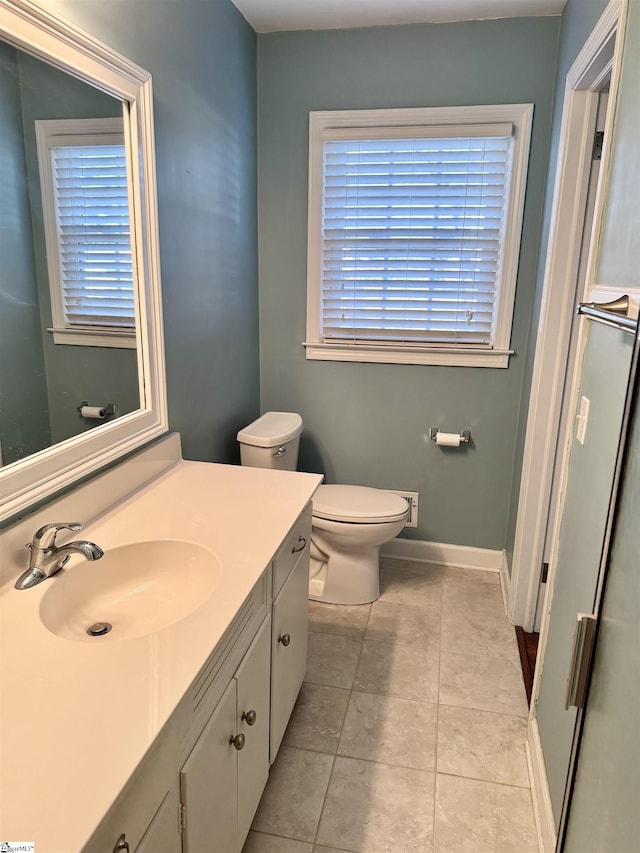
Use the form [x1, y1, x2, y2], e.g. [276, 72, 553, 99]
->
[270, 554, 309, 761]
[135, 786, 181, 853]
[180, 679, 238, 853]
[235, 616, 271, 845]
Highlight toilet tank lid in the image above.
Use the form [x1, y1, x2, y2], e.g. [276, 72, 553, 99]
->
[237, 412, 303, 447]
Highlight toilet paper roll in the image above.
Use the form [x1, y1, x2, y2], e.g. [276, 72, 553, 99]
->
[80, 405, 106, 419]
[435, 431, 461, 447]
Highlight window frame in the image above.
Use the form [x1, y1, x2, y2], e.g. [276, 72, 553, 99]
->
[305, 104, 534, 368]
[35, 116, 137, 349]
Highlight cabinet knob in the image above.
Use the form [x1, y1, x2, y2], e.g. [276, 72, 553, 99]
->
[242, 709, 257, 726]
[113, 834, 130, 853]
[230, 732, 246, 750]
[278, 633, 291, 647]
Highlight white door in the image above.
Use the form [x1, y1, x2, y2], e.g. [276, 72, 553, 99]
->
[135, 787, 181, 853]
[180, 679, 238, 853]
[533, 90, 610, 631]
[270, 554, 309, 761]
[235, 616, 271, 845]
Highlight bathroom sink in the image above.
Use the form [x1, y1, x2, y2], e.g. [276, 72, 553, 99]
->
[40, 540, 221, 641]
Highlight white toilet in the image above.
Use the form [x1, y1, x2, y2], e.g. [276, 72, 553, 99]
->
[237, 412, 409, 605]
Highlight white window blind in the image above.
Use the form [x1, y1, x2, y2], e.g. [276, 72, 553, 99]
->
[49, 141, 134, 328]
[320, 130, 513, 346]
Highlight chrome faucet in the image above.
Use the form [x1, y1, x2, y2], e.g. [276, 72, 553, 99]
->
[14, 522, 104, 590]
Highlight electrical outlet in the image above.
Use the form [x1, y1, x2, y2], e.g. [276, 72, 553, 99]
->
[387, 490, 419, 528]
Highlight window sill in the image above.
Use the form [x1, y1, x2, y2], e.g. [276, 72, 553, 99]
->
[49, 327, 136, 349]
[303, 342, 512, 368]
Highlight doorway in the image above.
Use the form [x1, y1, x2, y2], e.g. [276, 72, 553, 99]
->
[508, 3, 621, 634]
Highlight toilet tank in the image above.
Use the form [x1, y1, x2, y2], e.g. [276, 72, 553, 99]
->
[237, 412, 302, 471]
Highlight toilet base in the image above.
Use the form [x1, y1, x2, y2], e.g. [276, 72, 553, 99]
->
[308, 548, 381, 605]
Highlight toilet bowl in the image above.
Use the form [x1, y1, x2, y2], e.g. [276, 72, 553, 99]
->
[309, 484, 409, 605]
[237, 412, 409, 606]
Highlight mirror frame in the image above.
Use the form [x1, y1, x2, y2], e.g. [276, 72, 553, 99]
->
[0, 0, 168, 523]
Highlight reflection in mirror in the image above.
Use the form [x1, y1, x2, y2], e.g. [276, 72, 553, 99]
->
[0, 42, 140, 468]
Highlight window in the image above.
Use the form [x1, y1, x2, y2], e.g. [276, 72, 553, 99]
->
[305, 105, 533, 367]
[36, 117, 136, 348]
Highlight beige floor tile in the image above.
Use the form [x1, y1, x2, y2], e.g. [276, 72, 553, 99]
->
[366, 600, 440, 649]
[354, 639, 439, 703]
[441, 576, 505, 616]
[317, 756, 435, 853]
[434, 773, 538, 852]
[338, 691, 437, 771]
[243, 831, 313, 852]
[439, 651, 528, 717]
[252, 746, 334, 842]
[437, 705, 529, 787]
[306, 632, 362, 689]
[379, 561, 443, 609]
[283, 682, 350, 753]
[308, 601, 371, 637]
[440, 606, 518, 660]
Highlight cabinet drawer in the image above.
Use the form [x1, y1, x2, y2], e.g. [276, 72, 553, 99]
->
[272, 502, 312, 596]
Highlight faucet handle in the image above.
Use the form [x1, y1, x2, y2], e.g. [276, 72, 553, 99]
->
[32, 522, 83, 551]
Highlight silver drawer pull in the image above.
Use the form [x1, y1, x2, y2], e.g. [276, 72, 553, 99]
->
[278, 633, 291, 647]
[292, 536, 307, 554]
[242, 709, 257, 726]
[273, 446, 287, 457]
[230, 732, 246, 750]
[113, 834, 130, 853]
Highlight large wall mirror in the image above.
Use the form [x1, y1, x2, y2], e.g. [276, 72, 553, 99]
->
[0, 0, 167, 523]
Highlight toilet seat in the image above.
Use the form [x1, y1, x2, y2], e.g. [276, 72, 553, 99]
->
[312, 484, 409, 524]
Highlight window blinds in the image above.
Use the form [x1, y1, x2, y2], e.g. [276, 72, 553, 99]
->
[50, 143, 134, 328]
[320, 131, 513, 346]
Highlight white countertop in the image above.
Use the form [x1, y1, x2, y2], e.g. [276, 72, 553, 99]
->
[0, 456, 322, 852]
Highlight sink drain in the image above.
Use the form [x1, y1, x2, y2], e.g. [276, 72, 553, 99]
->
[87, 622, 112, 636]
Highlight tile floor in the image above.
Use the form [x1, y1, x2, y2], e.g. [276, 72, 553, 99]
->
[244, 559, 538, 853]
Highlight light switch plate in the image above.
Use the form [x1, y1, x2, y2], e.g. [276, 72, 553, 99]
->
[576, 396, 590, 445]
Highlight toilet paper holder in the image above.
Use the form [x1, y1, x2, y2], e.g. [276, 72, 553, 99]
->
[429, 426, 472, 444]
[77, 401, 115, 419]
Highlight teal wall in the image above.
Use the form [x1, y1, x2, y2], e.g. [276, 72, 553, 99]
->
[15, 51, 140, 445]
[503, 0, 609, 567]
[257, 17, 560, 549]
[0, 42, 50, 465]
[47, 0, 260, 463]
[596, 0, 640, 286]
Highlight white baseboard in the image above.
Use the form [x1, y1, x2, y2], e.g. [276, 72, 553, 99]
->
[526, 715, 557, 853]
[500, 550, 511, 616]
[380, 537, 504, 572]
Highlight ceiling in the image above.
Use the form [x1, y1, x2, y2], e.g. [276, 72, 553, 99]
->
[230, 0, 567, 33]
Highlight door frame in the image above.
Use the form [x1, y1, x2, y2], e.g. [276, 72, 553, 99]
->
[508, 0, 624, 632]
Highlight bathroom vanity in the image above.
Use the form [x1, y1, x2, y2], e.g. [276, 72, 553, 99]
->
[0, 435, 322, 853]
[0, 5, 323, 850]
